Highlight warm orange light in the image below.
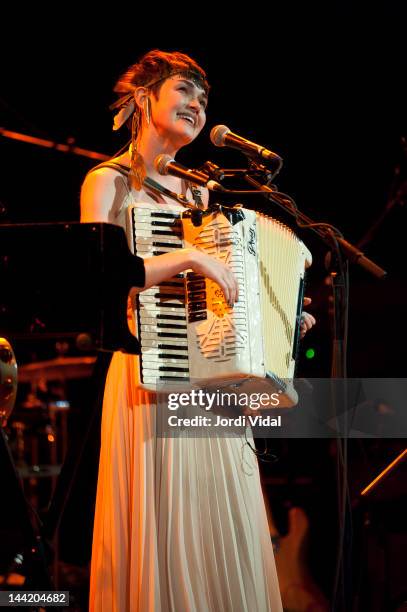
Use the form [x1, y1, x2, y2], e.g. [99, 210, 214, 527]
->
[47, 434, 55, 443]
[360, 448, 407, 496]
[0, 128, 109, 161]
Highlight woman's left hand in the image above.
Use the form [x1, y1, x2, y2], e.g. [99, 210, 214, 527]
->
[300, 297, 316, 339]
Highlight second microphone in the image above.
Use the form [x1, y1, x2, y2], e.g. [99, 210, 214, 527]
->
[154, 154, 225, 192]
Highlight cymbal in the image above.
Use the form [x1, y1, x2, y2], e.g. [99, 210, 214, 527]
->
[19, 356, 97, 383]
[0, 337, 18, 425]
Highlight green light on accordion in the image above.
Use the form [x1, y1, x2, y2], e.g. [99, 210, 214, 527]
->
[305, 348, 316, 359]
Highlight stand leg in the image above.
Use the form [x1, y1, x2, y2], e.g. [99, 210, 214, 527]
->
[0, 428, 51, 589]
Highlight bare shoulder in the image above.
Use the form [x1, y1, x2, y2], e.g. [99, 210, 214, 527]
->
[80, 166, 129, 223]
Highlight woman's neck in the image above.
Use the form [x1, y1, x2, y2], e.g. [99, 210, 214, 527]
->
[118, 130, 181, 186]
[139, 127, 183, 184]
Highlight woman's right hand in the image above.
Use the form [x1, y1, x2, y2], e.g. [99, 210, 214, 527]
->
[142, 248, 239, 305]
[188, 249, 239, 306]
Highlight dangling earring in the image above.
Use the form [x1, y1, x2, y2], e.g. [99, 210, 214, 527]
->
[143, 97, 151, 125]
[129, 109, 146, 191]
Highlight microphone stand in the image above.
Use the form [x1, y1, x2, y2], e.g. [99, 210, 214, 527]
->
[206, 161, 387, 611]
[206, 162, 385, 377]
[198, 159, 386, 375]
[241, 168, 387, 280]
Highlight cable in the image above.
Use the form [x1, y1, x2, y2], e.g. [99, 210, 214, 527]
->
[244, 430, 278, 463]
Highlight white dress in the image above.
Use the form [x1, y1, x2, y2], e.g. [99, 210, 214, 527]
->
[89, 173, 283, 612]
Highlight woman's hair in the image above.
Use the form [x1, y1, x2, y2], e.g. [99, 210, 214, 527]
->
[114, 49, 210, 98]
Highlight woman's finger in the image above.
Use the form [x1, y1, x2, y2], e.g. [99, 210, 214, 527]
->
[301, 312, 316, 330]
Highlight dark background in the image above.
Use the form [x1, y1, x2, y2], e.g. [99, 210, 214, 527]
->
[1, 6, 406, 610]
[2, 6, 406, 375]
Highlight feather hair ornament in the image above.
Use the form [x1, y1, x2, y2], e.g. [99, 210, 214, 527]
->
[112, 98, 136, 131]
[110, 92, 136, 131]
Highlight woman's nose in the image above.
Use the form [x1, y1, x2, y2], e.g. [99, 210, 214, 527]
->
[188, 97, 201, 112]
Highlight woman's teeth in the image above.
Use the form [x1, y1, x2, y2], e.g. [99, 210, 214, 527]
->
[178, 114, 194, 125]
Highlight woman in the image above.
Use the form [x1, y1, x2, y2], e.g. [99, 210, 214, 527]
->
[81, 49, 313, 611]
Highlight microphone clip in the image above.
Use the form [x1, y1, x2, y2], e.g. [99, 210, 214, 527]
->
[246, 159, 278, 185]
[198, 161, 225, 182]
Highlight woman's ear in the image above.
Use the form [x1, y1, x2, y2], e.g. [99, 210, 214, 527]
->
[133, 87, 150, 111]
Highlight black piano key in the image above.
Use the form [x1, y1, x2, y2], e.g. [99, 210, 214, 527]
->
[187, 291, 206, 302]
[159, 366, 189, 372]
[188, 301, 207, 312]
[150, 211, 180, 218]
[187, 280, 206, 291]
[158, 344, 188, 350]
[151, 221, 181, 228]
[158, 376, 190, 382]
[157, 323, 187, 329]
[157, 314, 186, 320]
[155, 302, 185, 309]
[152, 241, 182, 248]
[188, 311, 207, 322]
[157, 332, 188, 338]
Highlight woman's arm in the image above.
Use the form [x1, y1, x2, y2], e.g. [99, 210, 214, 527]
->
[80, 172, 239, 305]
[143, 248, 238, 305]
[80, 168, 128, 223]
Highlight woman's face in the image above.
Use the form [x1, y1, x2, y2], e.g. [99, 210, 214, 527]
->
[149, 75, 208, 146]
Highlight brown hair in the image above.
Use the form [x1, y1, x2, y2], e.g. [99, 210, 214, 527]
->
[114, 49, 209, 99]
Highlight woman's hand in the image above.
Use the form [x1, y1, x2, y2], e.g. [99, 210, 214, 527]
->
[300, 297, 316, 339]
[142, 248, 239, 305]
[189, 249, 239, 306]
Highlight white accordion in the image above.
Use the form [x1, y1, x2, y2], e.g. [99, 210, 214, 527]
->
[127, 202, 312, 406]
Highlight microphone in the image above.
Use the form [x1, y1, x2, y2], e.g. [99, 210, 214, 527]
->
[154, 154, 224, 191]
[210, 125, 283, 166]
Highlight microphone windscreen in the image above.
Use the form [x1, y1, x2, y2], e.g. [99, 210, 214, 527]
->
[210, 125, 230, 147]
[154, 153, 173, 175]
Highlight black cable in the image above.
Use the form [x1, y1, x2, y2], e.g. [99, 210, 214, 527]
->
[244, 429, 278, 463]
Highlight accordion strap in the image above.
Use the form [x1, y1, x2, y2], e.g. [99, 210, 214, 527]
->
[86, 162, 203, 208]
[86, 160, 130, 178]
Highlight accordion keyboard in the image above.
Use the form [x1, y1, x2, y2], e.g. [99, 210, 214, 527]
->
[130, 206, 191, 385]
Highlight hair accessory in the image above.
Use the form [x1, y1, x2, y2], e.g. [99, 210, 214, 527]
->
[112, 97, 136, 131]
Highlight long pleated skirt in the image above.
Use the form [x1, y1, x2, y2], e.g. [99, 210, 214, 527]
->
[89, 351, 283, 611]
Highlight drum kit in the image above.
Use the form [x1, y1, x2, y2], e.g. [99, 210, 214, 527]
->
[1, 342, 96, 505]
